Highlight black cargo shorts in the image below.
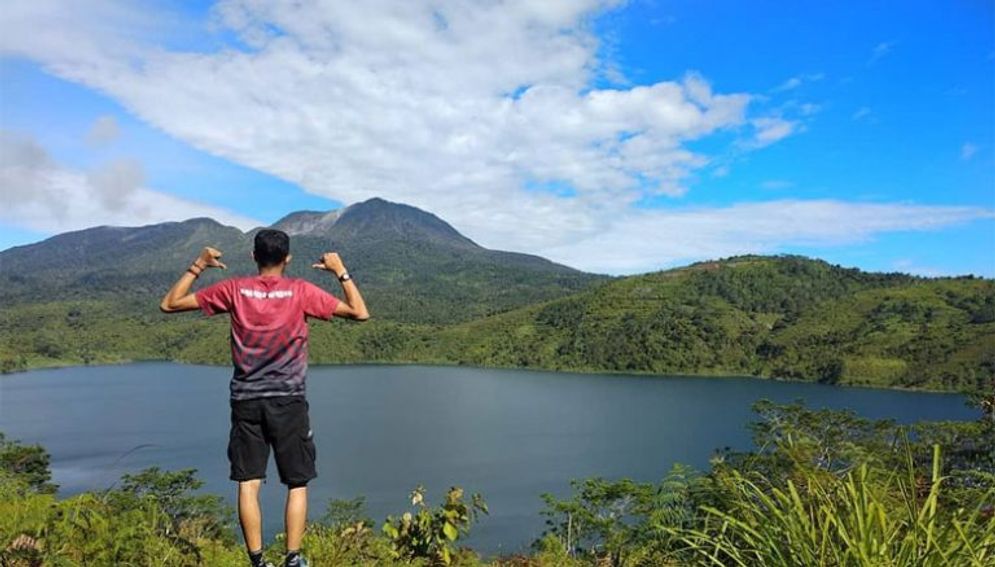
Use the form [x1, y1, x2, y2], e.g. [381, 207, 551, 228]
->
[228, 395, 316, 486]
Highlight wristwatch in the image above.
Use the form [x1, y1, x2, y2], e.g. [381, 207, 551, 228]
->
[338, 271, 352, 282]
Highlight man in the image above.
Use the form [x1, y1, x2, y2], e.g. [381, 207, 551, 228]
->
[159, 229, 369, 567]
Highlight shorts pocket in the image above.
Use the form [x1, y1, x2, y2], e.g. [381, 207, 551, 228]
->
[302, 426, 315, 457]
[301, 424, 317, 470]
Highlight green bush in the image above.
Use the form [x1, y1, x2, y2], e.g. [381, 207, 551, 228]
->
[382, 485, 488, 566]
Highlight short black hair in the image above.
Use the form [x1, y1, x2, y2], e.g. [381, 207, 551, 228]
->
[254, 229, 290, 267]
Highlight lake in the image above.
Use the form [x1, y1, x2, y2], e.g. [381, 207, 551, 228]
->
[0, 362, 976, 555]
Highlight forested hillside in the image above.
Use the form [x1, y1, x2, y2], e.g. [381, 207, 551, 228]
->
[422, 256, 995, 391]
[2, 251, 992, 393]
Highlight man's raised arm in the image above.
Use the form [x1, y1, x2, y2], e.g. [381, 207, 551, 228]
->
[312, 252, 370, 321]
[160, 247, 227, 313]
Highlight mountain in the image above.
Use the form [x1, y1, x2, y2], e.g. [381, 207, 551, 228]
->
[1, 206, 992, 393]
[0, 197, 608, 323]
[269, 210, 343, 237]
[272, 197, 478, 248]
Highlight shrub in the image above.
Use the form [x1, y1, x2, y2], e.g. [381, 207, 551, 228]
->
[382, 485, 488, 565]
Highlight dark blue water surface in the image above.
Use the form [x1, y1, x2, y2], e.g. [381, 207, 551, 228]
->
[0, 363, 975, 555]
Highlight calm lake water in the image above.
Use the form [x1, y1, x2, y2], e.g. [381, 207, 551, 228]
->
[0, 363, 975, 555]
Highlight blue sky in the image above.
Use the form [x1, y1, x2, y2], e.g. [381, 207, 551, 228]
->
[0, 0, 992, 276]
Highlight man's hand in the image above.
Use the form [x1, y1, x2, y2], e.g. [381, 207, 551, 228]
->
[312, 252, 346, 275]
[161, 246, 224, 313]
[311, 251, 369, 321]
[194, 246, 227, 270]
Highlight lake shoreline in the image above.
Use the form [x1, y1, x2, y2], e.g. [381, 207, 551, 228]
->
[0, 356, 972, 396]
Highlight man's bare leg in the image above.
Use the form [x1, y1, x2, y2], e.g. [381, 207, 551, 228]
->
[238, 479, 264, 555]
[285, 485, 308, 555]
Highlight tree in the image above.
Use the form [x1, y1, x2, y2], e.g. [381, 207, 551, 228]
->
[0, 434, 56, 494]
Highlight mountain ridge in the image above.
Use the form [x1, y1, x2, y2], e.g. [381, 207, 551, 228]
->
[0, 197, 608, 324]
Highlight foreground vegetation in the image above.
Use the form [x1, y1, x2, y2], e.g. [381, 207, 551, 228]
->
[3, 256, 992, 393]
[2, 400, 992, 566]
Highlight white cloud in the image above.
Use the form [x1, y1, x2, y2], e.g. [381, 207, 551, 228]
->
[85, 159, 143, 211]
[0, 132, 261, 233]
[540, 201, 995, 274]
[773, 73, 824, 92]
[0, 1, 989, 274]
[85, 115, 121, 147]
[852, 106, 873, 121]
[796, 103, 821, 116]
[869, 41, 895, 65]
[777, 77, 803, 91]
[961, 142, 978, 161]
[0, 1, 770, 247]
[749, 117, 798, 147]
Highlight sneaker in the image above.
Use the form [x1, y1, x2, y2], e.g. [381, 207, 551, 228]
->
[250, 556, 276, 567]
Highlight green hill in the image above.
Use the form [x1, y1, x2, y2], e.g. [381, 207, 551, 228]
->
[416, 256, 994, 391]
[2, 248, 991, 392]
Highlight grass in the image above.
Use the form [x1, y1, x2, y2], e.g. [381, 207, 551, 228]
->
[673, 445, 995, 566]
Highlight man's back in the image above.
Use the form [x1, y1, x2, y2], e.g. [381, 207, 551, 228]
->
[196, 275, 340, 400]
[159, 234, 368, 567]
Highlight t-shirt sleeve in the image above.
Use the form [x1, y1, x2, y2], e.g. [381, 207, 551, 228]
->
[195, 279, 234, 316]
[299, 280, 341, 321]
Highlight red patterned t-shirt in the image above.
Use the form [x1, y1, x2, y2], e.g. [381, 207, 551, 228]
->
[195, 275, 340, 400]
